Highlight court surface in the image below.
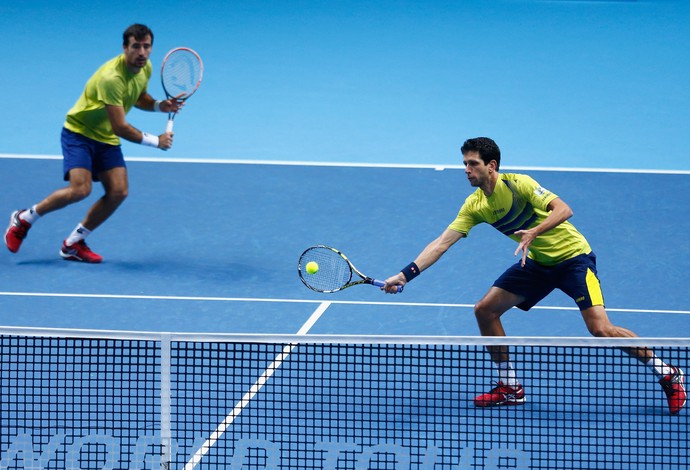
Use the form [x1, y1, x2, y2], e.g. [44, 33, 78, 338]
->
[1, 0, 688, 336]
[1, 156, 689, 338]
[1, 157, 689, 470]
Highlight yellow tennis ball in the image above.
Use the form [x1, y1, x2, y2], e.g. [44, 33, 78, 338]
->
[306, 261, 319, 274]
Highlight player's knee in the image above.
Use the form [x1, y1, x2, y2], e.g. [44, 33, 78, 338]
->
[587, 323, 615, 338]
[112, 188, 128, 203]
[69, 185, 92, 202]
[105, 186, 128, 204]
[474, 299, 499, 323]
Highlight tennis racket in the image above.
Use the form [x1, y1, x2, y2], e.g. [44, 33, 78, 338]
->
[160, 47, 203, 133]
[298, 245, 402, 293]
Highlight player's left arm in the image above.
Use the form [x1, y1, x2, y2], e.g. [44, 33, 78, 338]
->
[105, 103, 173, 149]
[513, 197, 573, 266]
[134, 91, 181, 113]
[106, 104, 146, 142]
[382, 228, 464, 293]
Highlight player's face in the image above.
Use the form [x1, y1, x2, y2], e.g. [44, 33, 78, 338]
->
[463, 151, 492, 187]
[123, 35, 153, 72]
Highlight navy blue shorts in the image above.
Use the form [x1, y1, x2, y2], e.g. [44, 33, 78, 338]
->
[61, 127, 126, 182]
[493, 252, 605, 311]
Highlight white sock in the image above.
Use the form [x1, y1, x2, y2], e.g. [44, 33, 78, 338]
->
[497, 361, 520, 387]
[646, 356, 673, 379]
[65, 224, 91, 246]
[20, 205, 41, 224]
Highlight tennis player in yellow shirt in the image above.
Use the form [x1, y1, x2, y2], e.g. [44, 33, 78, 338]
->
[5, 24, 181, 263]
[383, 137, 686, 415]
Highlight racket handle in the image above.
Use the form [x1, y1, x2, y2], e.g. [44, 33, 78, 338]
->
[165, 119, 174, 133]
[372, 279, 404, 293]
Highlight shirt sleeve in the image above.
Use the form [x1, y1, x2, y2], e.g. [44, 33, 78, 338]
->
[447, 196, 480, 236]
[516, 174, 559, 211]
[97, 73, 126, 107]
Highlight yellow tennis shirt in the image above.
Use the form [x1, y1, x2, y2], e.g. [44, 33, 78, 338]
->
[448, 173, 591, 266]
[64, 54, 152, 145]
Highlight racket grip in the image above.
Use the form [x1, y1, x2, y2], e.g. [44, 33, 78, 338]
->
[165, 119, 174, 133]
[372, 279, 404, 293]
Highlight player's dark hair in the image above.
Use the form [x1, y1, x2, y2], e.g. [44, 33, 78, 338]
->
[461, 137, 501, 171]
[123, 24, 154, 46]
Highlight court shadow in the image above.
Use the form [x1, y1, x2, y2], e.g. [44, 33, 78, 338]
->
[16, 259, 65, 266]
[106, 258, 272, 284]
[16, 258, 86, 267]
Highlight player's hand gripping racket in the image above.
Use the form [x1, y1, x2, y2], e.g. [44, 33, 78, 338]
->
[161, 47, 203, 133]
[298, 245, 402, 293]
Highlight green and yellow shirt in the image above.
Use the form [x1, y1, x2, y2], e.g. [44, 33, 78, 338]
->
[448, 173, 591, 266]
[64, 54, 152, 145]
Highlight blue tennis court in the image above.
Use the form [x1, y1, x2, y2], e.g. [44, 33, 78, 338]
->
[1, 1, 689, 468]
[1, 157, 689, 336]
[1, 158, 689, 469]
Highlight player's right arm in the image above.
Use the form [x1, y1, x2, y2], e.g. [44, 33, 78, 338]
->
[105, 104, 173, 149]
[383, 228, 465, 293]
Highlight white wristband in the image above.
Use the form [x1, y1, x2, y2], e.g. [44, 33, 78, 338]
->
[154, 100, 165, 112]
[141, 132, 159, 148]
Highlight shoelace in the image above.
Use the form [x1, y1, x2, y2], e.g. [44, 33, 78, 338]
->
[12, 216, 29, 239]
[76, 240, 90, 250]
[487, 380, 515, 393]
[65, 240, 91, 251]
[660, 370, 681, 395]
[65, 241, 91, 253]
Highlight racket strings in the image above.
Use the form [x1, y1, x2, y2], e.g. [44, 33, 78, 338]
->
[300, 247, 352, 292]
[162, 51, 202, 98]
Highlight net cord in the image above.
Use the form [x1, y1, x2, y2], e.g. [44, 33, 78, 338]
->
[0, 326, 687, 348]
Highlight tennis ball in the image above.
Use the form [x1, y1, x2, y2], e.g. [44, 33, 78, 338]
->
[305, 261, 319, 274]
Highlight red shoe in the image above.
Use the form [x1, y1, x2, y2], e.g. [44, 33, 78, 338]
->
[659, 366, 686, 415]
[60, 240, 103, 263]
[5, 210, 32, 253]
[474, 381, 526, 407]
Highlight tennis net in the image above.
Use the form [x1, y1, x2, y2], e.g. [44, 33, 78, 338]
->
[1, 327, 687, 469]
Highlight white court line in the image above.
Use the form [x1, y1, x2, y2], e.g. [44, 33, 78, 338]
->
[0, 291, 689, 315]
[182, 301, 331, 470]
[1, 153, 690, 175]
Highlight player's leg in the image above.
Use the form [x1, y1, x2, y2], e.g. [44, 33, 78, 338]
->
[60, 141, 127, 263]
[474, 260, 555, 407]
[80, 140, 129, 232]
[580, 305, 686, 414]
[561, 252, 668, 367]
[5, 127, 98, 253]
[5, 168, 92, 253]
[474, 286, 523, 362]
[81, 166, 129, 231]
[42, 127, 98, 214]
[580, 305, 649, 358]
[60, 167, 127, 264]
[36, 168, 94, 215]
[565, 253, 686, 414]
[473, 286, 528, 407]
